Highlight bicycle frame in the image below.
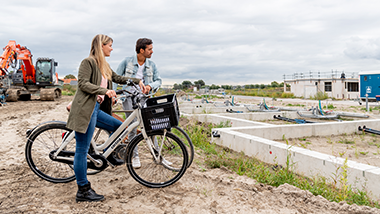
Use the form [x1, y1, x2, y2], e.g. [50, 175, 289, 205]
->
[51, 101, 162, 165]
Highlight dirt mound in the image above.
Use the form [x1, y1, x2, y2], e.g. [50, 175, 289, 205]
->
[0, 96, 379, 213]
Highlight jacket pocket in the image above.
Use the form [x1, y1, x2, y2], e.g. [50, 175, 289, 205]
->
[124, 68, 133, 78]
[145, 68, 153, 83]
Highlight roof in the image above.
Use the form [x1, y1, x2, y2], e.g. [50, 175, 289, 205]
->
[63, 79, 77, 84]
[358, 71, 380, 75]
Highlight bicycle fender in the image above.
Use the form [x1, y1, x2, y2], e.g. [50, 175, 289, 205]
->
[26, 121, 68, 137]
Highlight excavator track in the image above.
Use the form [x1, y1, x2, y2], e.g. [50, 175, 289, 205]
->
[6, 89, 19, 102]
[40, 88, 55, 101]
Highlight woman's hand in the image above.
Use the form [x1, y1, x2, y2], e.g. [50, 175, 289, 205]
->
[66, 101, 72, 112]
[105, 90, 116, 98]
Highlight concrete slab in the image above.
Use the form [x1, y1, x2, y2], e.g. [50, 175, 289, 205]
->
[180, 102, 380, 198]
[211, 127, 380, 198]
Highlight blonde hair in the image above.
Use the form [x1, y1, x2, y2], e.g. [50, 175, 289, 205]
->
[89, 34, 113, 80]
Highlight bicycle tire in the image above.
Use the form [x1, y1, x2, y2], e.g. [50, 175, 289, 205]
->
[110, 113, 194, 167]
[25, 122, 111, 182]
[125, 130, 188, 188]
[172, 126, 194, 168]
[25, 122, 77, 183]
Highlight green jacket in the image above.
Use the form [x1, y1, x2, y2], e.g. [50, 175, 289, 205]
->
[66, 57, 139, 133]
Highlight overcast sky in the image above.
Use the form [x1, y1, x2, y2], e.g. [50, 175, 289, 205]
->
[2, 0, 380, 86]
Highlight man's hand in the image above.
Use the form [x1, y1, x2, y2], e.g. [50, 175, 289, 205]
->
[139, 80, 146, 93]
[145, 85, 151, 94]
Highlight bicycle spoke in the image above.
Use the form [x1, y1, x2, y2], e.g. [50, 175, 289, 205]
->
[126, 130, 188, 188]
[26, 123, 77, 183]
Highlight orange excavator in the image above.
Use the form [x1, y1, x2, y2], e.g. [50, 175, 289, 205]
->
[0, 40, 61, 102]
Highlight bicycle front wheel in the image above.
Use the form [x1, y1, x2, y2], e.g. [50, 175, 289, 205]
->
[172, 126, 194, 168]
[126, 130, 188, 188]
[25, 122, 76, 183]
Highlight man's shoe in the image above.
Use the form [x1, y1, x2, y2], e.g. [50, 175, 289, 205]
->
[76, 182, 104, 202]
[107, 155, 124, 166]
[132, 156, 141, 168]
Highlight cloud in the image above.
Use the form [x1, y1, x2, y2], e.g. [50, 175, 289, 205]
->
[2, 0, 380, 85]
[344, 37, 380, 60]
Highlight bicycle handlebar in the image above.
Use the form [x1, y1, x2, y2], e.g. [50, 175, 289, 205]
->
[116, 79, 159, 109]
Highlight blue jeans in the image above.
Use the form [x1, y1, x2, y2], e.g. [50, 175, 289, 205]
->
[74, 102, 122, 186]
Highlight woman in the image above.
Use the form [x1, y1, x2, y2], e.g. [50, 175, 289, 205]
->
[66, 34, 143, 202]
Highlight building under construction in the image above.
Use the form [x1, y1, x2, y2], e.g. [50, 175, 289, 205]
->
[283, 70, 359, 100]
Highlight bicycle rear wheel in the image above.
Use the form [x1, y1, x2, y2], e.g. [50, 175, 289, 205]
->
[25, 122, 76, 183]
[25, 122, 110, 183]
[126, 130, 188, 188]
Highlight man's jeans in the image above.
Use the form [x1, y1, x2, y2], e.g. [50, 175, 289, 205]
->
[123, 96, 139, 157]
[123, 96, 159, 157]
[74, 102, 122, 186]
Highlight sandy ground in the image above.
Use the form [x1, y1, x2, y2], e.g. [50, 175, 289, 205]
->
[277, 133, 380, 168]
[232, 96, 380, 168]
[1, 96, 380, 213]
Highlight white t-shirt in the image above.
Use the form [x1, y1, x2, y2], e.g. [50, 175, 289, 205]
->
[130, 63, 145, 93]
[136, 63, 145, 82]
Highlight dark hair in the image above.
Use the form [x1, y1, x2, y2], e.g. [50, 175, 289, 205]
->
[135, 38, 153, 53]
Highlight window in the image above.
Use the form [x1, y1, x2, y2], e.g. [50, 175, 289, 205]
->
[36, 61, 52, 82]
[347, 82, 359, 92]
[325, 82, 332, 92]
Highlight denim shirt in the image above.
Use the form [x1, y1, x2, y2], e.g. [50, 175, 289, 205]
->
[113, 55, 162, 93]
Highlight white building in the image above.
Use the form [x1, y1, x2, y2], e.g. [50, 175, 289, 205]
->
[161, 85, 174, 89]
[283, 71, 359, 99]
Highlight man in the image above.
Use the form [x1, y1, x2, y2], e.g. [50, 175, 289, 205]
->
[114, 38, 162, 168]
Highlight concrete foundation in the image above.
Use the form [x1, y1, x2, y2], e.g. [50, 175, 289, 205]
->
[179, 102, 380, 199]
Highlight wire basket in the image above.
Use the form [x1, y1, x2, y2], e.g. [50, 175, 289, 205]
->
[141, 94, 179, 133]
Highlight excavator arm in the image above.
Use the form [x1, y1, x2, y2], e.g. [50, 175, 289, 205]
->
[0, 40, 35, 84]
[15, 44, 35, 84]
[0, 40, 18, 76]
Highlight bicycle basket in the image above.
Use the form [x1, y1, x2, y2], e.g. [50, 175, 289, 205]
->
[141, 94, 179, 133]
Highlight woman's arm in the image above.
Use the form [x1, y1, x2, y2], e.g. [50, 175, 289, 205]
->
[111, 70, 141, 85]
[77, 58, 108, 95]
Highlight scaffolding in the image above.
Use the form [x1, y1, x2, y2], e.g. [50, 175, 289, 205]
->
[283, 70, 359, 81]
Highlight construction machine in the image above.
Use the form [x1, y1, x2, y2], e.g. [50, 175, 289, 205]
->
[0, 40, 61, 102]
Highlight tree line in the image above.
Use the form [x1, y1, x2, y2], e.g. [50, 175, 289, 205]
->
[64, 75, 289, 90]
[174, 80, 288, 90]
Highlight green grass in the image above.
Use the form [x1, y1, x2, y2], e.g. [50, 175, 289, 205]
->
[338, 139, 355, 144]
[286, 103, 305, 107]
[224, 88, 294, 99]
[62, 91, 75, 96]
[311, 92, 329, 100]
[327, 104, 336, 109]
[62, 84, 76, 96]
[182, 120, 380, 209]
[194, 94, 218, 99]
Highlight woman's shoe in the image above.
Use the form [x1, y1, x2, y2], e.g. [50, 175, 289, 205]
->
[76, 182, 105, 202]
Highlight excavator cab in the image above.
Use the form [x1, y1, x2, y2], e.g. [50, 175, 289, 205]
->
[35, 58, 58, 86]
